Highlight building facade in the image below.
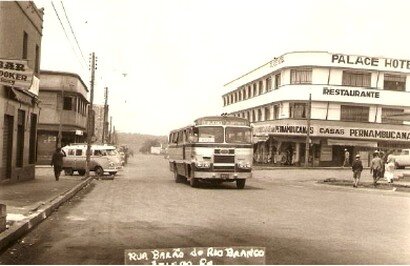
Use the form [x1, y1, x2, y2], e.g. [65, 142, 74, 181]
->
[0, 1, 43, 182]
[37, 70, 89, 164]
[222, 51, 410, 167]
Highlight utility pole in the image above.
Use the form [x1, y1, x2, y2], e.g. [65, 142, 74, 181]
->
[109, 116, 112, 144]
[304, 93, 312, 167]
[102, 86, 108, 144]
[86, 52, 96, 177]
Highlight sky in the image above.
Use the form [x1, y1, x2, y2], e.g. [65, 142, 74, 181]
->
[34, 0, 410, 135]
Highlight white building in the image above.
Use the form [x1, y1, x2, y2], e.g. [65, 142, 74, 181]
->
[222, 51, 410, 167]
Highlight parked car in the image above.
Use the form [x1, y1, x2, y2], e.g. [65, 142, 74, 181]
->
[388, 149, 410, 169]
[62, 144, 123, 176]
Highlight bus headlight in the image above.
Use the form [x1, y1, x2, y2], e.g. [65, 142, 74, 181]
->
[195, 161, 211, 168]
[238, 162, 251, 169]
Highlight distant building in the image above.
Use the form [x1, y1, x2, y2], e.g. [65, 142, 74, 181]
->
[0, 1, 44, 182]
[37, 70, 89, 164]
[223, 51, 410, 167]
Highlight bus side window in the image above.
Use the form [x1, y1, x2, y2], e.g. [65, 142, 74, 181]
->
[177, 131, 183, 144]
[191, 127, 199, 142]
[183, 130, 188, 144]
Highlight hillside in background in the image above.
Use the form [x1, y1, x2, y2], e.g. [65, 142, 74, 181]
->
[117, 132, 168, 154]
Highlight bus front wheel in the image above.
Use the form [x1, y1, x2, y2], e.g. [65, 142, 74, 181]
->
[173, 170, 184, 183]
[236, 179, 246, 189]
[189, 177, 199, 188]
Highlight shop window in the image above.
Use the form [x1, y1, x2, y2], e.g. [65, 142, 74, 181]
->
[341, 105, 369, 122]
[382, 108, 404, 124]
[289, 103, 307, 119]
[342, 71, 371, 87]
[384, 74, 406, 91]
[290, 69, 311, 84]
[63, 96, 73, 110]
[275, 73, 281, 89]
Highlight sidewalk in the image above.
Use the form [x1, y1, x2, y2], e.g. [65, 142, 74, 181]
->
[253, 164, 410, 190]
[0, 167, 94, 251]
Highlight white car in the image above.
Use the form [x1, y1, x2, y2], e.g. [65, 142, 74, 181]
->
[389, 149, 410, 169]
[62, 144, 123, 176]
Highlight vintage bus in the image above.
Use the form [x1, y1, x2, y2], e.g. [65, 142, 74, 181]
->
[168, 115, 253, 189]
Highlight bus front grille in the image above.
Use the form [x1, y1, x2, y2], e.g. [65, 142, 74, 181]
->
[214, 155, 234, 164]
[213, 165, 235, 171]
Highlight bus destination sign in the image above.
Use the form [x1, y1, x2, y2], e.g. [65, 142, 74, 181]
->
[195, 117, 250, 126]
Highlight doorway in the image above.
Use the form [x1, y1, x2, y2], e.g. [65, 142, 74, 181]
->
[2, 115, 14, 179]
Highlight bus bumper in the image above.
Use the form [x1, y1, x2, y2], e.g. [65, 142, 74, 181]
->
[193, 171, 252, 180]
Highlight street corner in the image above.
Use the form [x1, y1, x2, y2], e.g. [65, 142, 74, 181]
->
[319, 177, 410, 192]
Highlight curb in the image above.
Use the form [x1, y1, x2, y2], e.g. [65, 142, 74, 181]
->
[319, 179, 410, 189]
[0, 176, 94, 252]
[254, 166, 372, 170]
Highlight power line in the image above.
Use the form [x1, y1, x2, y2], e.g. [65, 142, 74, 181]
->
[50, 1, 88, 71]
[60, 1, 87, 66]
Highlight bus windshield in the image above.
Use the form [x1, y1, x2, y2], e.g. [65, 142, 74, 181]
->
[196, 126, 224, 143]
[225, 127, 252, 143]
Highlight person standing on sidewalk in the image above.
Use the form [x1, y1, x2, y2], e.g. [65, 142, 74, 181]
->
[370, 151, 383, 186]
[351, 154, 363, 187]
[51, 147, 66, 181]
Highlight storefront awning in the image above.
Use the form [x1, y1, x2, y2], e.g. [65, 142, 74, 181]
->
[327, 139, 377, 147]
[10, 87, 33, 105]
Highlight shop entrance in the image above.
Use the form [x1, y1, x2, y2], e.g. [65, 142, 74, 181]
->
[2, 115, 13, 179]
[333, 145, 354, 167]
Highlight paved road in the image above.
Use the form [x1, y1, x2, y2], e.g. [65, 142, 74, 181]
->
[1, 154, 409, 264]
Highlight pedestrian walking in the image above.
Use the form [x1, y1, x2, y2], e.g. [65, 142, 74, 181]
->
[370, 151, 383, 186]
[351, 154, 363, 187]
[343, 148, 350, 167]
[51, 147, 66, 181]
[379, 150, 387, 178]
[384, 157, 395, 184]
